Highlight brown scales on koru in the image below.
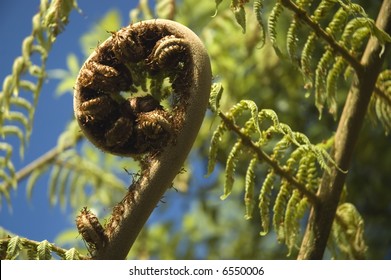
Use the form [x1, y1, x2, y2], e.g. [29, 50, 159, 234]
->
[73, 19, 211, 259]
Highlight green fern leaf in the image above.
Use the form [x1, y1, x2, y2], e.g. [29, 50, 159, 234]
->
[208, 122, 227, 175]
[258, 170, 276, 236]
[369, 70, 391, 135]
[284, 189, 302, 255]
[244, 156, 258, 219]
[300, 33, 316, 84]
[222, 140, 243, 200]
[231, 0, 247, 33]
[6, 236, 22, 260]
[326, 56, 347, 117]
[37, 240, 52, 260]
[253, 0, 266, 47]
[64, 248, 80, 260]
[287, 18, 300, 64]
[209, 82, 224, 113]
[315, 48, 334, 115]
[273, 178, 291, 242]
[312, 0, 337, 22]
[268, 2, 284, 57]
[326, 7, 349, 37]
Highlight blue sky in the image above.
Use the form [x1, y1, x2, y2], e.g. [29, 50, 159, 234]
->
[0, 0, 139, 243]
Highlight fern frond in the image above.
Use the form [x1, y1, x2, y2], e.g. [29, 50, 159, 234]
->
[287, 17, 300, 63]
[326, 56, 347, 116]
[230, 0, 247, 33]
[369, 70, 391, 135]
[273, 178, 291, 242]
[207, 122, 227, 175]
[253, 0, 266, 47]
[312, 0, 337, 22]
[37, 240, 53, 260]
[0, 235, 87, 260]
[222, 140, 243, 200]
[244, 156, 258, 219]
[326, 7, 349, 38]
[268, 2, 284, 57]
[330, 203, 368, 259]
[258, 170, 276, 236]
[285, 193, 308, 256]
[0, 0, 78, 205]
[5, 236, 22, 260]
[209, 82, 224, 113]
[301, 33, 317, 84]
[314, 48, 334, 115]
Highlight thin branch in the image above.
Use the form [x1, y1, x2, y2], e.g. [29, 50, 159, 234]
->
[298, 0, 391, 260]
[280, 0, 364, 74]
[218, 112, 320, 206]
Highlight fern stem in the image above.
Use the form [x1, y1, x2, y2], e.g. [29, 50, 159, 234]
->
[280, 0, 363, 74]
[298, 0, 391, 260]
[218, 112, 320, 206]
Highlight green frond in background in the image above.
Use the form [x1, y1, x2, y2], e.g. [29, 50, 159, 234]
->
[329, 203, 367, 259]
[215, 0, 390, 120]
[0, 0, 79, 207]
[369, 70, 391, 135]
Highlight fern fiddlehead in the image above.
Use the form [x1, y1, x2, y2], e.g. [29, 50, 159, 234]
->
[73, 19, 211, 259]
